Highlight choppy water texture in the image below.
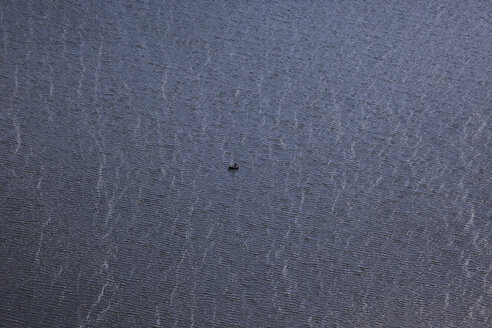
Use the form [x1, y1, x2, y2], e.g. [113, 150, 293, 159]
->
[1, 1, 491, 327]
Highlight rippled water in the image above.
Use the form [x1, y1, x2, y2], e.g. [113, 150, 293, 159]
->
[1, 1, 490, 327]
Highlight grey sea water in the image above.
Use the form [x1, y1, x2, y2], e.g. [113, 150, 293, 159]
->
[0, 1, 490, 327]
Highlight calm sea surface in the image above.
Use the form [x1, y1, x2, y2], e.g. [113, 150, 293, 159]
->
[1, 1, 490, 327]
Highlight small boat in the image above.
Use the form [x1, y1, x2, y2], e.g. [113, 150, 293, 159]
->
[228, 163, 239, 170]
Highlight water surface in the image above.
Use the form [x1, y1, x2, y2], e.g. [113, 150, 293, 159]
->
[0, 1, 490, 327]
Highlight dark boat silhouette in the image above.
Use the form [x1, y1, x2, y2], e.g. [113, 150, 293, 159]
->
[228, 163, 239, 170]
